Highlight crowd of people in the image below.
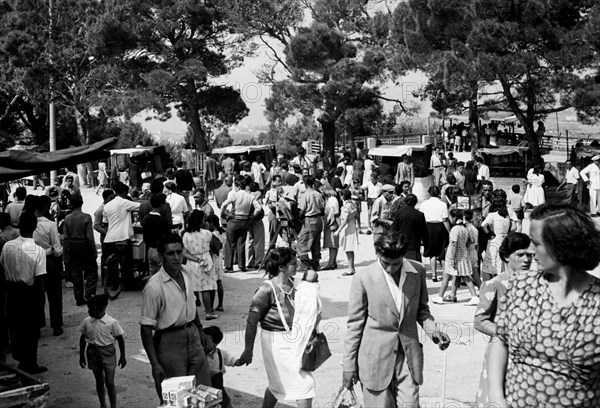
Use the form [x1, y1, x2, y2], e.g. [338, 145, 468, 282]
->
[0, 143, 599, 408]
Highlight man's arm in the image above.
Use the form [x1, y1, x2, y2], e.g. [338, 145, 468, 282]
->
[343, 273, 368, 378]
[93, 207, 108, 236]
[141, 325, 166, 394]
[85, 216, 96, 256]
[49, 222, 63, 257]
[417, 268, 449, 349]
[79, 334, 87, 368]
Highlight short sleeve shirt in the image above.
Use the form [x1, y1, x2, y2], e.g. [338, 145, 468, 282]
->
[0, 237, 46, 285]
[79, 314, 125, 346]
[140, 266, 197, 330]
[419, 197, 448, 223]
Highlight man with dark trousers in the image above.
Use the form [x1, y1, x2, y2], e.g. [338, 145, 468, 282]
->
[140, 233, 211, 404]
[391, 194, 429, 262]
[0, 212, 47, 373]
[33, 195, 65, 336]
[297, 175, 325, 270]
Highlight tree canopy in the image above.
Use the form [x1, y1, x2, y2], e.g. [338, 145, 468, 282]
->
[393, 0, 600, 162]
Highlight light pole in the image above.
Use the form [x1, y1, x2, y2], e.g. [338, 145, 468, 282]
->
[49, 0, 57, 184]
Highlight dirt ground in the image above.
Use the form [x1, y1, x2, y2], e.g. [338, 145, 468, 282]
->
[6, 186, 495, 407]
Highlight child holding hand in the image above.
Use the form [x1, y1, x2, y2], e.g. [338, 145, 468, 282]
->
[204, 326, 238, 408]
[79, 295, 126, 408]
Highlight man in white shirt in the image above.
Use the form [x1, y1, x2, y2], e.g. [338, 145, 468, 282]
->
[430, 148, 444, 187]
[164, 182, 189, 227]
[580, 155, 600, 216]
[33, 196, 65, 336]
[362, 173, 383, 235]
[475, 156, 490, 188]
[103, 182, 141, 283]
[0, 212, 47, 374]
[558, 160, 580, 205]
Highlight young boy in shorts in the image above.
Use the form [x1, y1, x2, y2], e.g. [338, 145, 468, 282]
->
[204, 326, 238, 408]
[79, 295, 126, 408]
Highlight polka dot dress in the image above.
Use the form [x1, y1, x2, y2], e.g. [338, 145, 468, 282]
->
[496, 271, 600, 407]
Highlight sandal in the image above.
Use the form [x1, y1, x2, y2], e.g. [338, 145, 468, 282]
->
[342, 270, 356, 276]
[442, 295, 457, 303]
[206, 313, 218, 320]
[216, 306, 224, 312]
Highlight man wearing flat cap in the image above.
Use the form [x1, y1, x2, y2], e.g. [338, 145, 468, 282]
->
[580, 155, 600, 216]
[371, 184, 395, 243]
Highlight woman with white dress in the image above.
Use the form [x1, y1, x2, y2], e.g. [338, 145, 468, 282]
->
[523, 164, 545, 207]
[362, 155, 376, 186]
[334, 189, 359, 276]
[481, 198, 512, 281]
[238, 247, 316, 408]
[321, 187, 340, 270]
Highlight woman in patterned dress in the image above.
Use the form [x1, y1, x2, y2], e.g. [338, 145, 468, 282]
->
[182, 210, 217, 320]
[481, 197, 512, 281]
[205, 214, 226, 312]
[432, 209, 479, 305]
[473, 232, 533, 405]
[488, 203, 600, 407]
[333, 189, 359, 276]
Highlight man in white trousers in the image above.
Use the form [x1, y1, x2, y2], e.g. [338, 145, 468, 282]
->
[580, 155, 600, 216]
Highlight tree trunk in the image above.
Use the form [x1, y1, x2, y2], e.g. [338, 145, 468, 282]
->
[187, 103, 209, 152]
[468, 81, 479, 151]
[321, 119, 336, 160]
[75, 109, 86, 146]
[523, 119, 541, 164]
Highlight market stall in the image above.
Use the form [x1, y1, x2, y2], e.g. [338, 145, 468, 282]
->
[368, 143, 433, 202]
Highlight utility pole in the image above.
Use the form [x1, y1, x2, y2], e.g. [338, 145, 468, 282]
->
[49, 0, 57, 184]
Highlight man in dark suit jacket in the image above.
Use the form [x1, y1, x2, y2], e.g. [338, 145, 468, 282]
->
[391, 194, 429, 262]
[343, 230, 449, 407]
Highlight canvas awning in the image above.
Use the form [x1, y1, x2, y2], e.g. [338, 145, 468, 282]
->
[0, 138, 117, 182]
[367, 144, 429, 158]
[212, 144, 274, 155]
[479, 146, 528, 156]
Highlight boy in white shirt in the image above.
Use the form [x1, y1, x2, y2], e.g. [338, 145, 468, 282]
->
[79, 295, 126, 408]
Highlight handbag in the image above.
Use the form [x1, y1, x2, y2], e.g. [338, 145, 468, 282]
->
[301, 330, 331, 372]
[331, 386, 362, 408]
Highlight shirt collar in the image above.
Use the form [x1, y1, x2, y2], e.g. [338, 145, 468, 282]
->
[149, 211, 161, 216]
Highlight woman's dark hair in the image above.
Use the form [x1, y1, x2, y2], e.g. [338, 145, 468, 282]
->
[186, 209, 205, 233]
[374, 229, 408, 258]
[399, 180, 410, 191]
[464, 209, 474, 222]
[530, 203, 600, 270]
[490, 197, 508, 217]
[428, 185, 440, 198]
[446, 174, 457, 185]
[499, 232, 531, 263]
[342, 189, 352, 201]
[394, 184, 402, 195]
[264, 247, 296, 278]
[205, 214, 224, 233]
[449, 208, 464, 223]
[18, 212, 37, 234]
[446, 186, 462, 204]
